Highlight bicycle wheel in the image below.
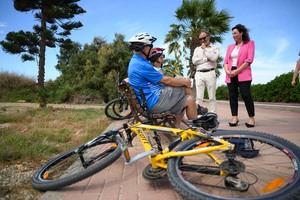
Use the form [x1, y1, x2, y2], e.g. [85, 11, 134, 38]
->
[32, 133, 123, 191]
[112, 98, 132, 119]
[167, 130, 300, 200]
[105, 98, 132, 120]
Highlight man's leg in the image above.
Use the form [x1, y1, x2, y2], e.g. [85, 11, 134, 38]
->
[206, 71, 217, 112]
[184, 95, 197, 120]
[184, 87, 192, 95]
[195, 72, 205, 106]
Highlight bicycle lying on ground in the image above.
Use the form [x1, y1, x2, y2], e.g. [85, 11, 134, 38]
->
[32, 113, 300, 199]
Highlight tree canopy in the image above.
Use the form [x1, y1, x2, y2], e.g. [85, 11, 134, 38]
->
[165, 0, 232, 77]
[0, 0, 85, 107]
[55, 34, 131, 103]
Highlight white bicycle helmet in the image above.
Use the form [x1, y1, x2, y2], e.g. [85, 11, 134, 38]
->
[128, 32, 157, 45]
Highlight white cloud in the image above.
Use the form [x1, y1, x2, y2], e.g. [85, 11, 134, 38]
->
[0, 22, 7, 35]
[217, 37, 295, 85]
[115, 21, 143, 39]
[271, 37, 289, 59]
[251, 37, 295, 83]
[0, 22, 7, 27]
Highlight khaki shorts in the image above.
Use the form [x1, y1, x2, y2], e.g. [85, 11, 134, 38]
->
[152, 86, 186, 115]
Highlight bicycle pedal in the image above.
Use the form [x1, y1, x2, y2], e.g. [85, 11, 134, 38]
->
[224, 176, 249, 192]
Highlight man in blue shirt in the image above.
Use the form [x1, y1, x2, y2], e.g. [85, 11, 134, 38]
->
[127, 32, 197, 123]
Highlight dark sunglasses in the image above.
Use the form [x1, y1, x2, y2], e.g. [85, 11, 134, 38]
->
[146, 44, 153, 48]
[199, 36, 207, 41]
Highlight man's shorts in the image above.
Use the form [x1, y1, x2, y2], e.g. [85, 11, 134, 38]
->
[152, 86, 186, 115]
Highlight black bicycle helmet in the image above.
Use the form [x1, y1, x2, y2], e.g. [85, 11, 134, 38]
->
[192, 112, 219, 130]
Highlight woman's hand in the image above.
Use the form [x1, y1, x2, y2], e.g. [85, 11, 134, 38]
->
[229, 69, 239, 77]
[224, 65, 231, 75]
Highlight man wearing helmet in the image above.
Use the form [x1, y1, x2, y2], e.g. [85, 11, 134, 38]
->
[128, 32, 197, 123]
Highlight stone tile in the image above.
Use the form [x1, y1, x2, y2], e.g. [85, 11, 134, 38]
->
[41, 102, 300, 200]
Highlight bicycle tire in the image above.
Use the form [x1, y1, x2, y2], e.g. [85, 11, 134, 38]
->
[105, 98, 132, 120]
[112, 98, 132, 119]
[32, 134, 123, 191]
[167, 130, 300, 200]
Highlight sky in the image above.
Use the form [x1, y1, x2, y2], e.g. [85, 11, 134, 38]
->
[0, 0, 300, 86]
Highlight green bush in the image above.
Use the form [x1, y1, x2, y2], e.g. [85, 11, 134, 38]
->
[0, 72, 37, 102]
[216, 85, 229, 100]
[216, 72, 300, 103]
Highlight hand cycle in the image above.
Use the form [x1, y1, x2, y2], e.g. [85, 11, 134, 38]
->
[32, 114, 300, 200]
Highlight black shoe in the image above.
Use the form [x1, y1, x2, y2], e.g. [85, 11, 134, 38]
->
[229, 120, 239, 127]
[245, 122, 255, 128]
[197, 105, 208, 115]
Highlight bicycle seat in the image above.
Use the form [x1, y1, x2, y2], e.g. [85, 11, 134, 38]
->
[192, 112, 219, 130]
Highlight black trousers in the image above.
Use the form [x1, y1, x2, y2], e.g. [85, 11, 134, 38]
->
[227, 75, 255, 117]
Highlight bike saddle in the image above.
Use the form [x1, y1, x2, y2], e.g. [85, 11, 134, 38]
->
[192, 112, 219, 130]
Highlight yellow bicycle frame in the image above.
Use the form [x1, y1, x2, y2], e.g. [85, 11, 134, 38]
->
[129, 122, 233, 170]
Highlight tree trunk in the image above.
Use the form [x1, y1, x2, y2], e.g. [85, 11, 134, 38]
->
[38, 8, 47, 108]
[188, 36, 200, 78]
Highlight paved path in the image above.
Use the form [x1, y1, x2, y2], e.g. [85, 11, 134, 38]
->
[40, 101, 300, 200]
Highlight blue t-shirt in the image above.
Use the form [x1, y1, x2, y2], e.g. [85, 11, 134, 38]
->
[128, 54, 163, 110]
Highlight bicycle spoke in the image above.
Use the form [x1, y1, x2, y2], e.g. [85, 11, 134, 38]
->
[168, 132, 300, 199]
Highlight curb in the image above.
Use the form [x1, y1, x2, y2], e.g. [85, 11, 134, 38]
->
[216, 100, 300, 112]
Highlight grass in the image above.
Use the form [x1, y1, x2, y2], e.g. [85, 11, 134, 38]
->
[0, 105, 111, 199]
[0, 107, 110, 162]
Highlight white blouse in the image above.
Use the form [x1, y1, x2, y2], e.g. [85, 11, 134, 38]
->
[231, 46, 240, 67]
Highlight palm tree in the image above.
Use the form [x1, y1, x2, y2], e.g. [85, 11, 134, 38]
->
[165, 0, 232, 77]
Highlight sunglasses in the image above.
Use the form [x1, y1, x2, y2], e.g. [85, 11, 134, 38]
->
[146, 44, 153, 48]
[199, 36, 207, 41]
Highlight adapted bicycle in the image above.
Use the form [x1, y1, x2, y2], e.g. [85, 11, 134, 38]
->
[32, 116, 300, 200]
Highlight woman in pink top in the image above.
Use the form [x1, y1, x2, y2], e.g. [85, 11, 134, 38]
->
[224, 24, 255, 128]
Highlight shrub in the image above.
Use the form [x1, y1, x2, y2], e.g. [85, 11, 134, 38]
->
[216, 72, 300, 103]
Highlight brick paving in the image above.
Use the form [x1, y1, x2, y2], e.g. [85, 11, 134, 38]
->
[40, 101, 300, 200]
